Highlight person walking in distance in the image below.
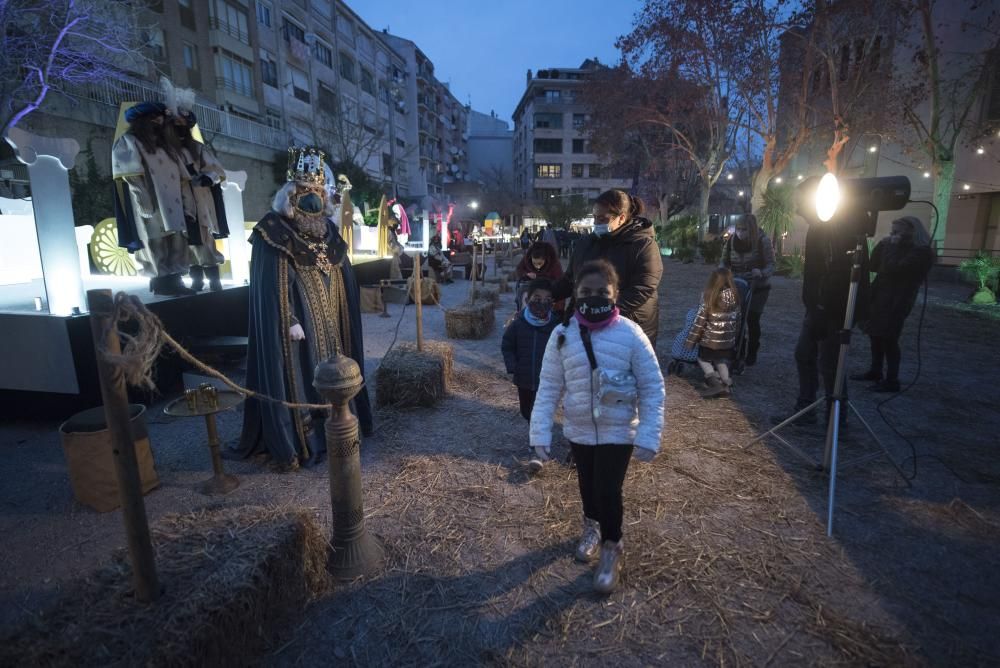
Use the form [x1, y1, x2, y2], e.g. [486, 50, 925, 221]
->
[531, 260, 665, 594]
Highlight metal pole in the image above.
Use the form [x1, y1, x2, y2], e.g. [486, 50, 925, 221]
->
[86, 289, 160, 602]
[412, 251, 423, 351]
[313, 355, 384, 580]
[199, 412, 239, 496]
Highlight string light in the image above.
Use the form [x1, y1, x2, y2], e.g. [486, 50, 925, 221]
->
[963, 183, 971, 190]
[737, 190, 745, 197]
[726, 173, 734, 180]
[923, 171, 931, 178]
[774, 176, 783, 184]
[868, 145, 878, 153]
[976, 146, 985, 155]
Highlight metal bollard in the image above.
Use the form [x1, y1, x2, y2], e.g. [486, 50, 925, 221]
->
[313, 353, 384, 580]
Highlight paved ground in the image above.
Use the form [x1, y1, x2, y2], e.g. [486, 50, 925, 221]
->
[1, 257, 998, 665]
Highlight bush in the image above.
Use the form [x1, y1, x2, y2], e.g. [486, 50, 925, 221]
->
[958, 252, 1000, 305]
[673, 246, 696, 263]
[699, 238, 724, 264]
[776, 247, 804, 278]
[662, 215, 699, 252]
[363, 208, 379, 227]
[757, 183, 796, 246]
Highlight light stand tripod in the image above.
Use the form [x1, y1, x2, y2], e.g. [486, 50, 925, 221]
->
[745, 235, 911, 536]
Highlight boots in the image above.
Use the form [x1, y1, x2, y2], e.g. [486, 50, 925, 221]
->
[700, 372, 729, 399]
[593, 540, 623, 594]
[205, 265, 223, 292]
[150, 273, 195, 296]
[189, 265, 205, 292]
[850, 369, 882, 382]
[575, 517, 601, 563]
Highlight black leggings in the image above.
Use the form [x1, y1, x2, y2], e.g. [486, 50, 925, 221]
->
[870, 335, 902, 382]
[517, 387, 536, 421]
[571, 442, 633, 542]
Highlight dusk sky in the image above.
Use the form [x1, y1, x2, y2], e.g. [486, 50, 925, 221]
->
[351, 0, 643, 126]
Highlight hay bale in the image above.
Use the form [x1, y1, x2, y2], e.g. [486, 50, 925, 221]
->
[471, 284, 501, 306]
[375, 340, 453, 407]
[0, 506, 330, 667]
[406, 276, 440, 305]
[444, 299, 495, 340]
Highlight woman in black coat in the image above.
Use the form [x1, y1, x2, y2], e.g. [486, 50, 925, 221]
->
[851, 216, 933, 392]
[552, 190, 663, 346]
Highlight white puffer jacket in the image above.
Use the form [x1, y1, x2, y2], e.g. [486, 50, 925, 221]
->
[529, 316, 665, 451]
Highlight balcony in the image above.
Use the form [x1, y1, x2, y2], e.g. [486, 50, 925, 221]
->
[208, 17, 251, 45]
[79, 76, 285, 148]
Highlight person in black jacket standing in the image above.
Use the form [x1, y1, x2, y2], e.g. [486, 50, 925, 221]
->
[773, 206, 870, 426]
[502, 278, 559, 422]
[851, 216, 933, 393]
[720, 214, 775, 365]
[553, 190, 663, 346]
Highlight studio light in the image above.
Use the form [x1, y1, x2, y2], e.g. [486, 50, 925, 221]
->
[800, 173, 911, 236]
[815, 173, 840, 222]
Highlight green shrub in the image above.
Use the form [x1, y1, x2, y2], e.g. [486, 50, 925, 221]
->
[363, 208, 379, 227]
[662, 215, 699, 252]
[757, 183, 795, 256]
[776, 247, 804, 278]
[958, 252, 1000, 305]
[674, 246, 696, 263]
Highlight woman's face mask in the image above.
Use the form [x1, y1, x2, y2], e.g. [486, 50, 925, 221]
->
[294, 190, 325, 215]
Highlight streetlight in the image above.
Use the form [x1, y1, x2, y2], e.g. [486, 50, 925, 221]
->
[726, 173, 734, 180]
[469, 200, 479, 210]
[868, 145, 878, 153]
[737, 190, 745, 197]
[775, 176, 783, 184]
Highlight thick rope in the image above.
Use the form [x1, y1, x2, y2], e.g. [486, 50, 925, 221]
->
[99, 292, 330, 411]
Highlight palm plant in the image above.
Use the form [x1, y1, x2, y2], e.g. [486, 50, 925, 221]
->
[958, 252, 1000, 305]
[756, 184, 795, 255]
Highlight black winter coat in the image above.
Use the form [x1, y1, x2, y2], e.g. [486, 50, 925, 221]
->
[801, 222, 870, 336]
[553, 217, 663, 345]
[501, 315, 559, 390]
[866, 240, 933, 338]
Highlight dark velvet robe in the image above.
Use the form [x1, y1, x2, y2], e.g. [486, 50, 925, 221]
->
[234, 212, 373, 467]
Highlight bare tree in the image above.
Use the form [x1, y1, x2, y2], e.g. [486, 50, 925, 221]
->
[478, 164, 523, 217]
[314, 99, 390, 176]
[0, 0, 150, 137]
[894, 0, 1000, 247]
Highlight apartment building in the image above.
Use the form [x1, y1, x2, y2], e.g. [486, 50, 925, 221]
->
[7, 0, 468, 219]
[467, 109, 513, 184]
[378, 32, 470, 198]
[512, 60, 630, 208]
[775, 0, 1000, 264]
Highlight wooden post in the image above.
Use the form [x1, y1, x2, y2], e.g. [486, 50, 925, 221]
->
[469, 242, 478, 301]
[86, 289, 160, 602]
[412, 252, 423, 351]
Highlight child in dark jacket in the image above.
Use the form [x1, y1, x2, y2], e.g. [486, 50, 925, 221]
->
[502, 279, 558, 425]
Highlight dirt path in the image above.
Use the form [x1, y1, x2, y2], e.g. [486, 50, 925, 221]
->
[1, 258, 997, 665]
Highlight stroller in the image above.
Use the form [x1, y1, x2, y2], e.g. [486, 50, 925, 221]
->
[667, 277, 755, 376]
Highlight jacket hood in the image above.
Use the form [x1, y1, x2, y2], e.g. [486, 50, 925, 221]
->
[519, 241, 560, 273]
[610, 216, 655, 241]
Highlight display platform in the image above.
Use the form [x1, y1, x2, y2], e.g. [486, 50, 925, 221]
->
[0, 277, 249, 419]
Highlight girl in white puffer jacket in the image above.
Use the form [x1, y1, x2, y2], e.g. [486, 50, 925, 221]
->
[530, 260, 665, 595]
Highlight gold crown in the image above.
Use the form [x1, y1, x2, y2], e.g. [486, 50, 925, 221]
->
[287, 146, 326, 186]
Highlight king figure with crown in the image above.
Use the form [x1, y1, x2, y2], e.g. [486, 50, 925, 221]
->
[234, 147, 373, 471]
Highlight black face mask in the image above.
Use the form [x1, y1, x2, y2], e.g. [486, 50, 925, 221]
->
[577, 296, 615, 322]
[527, 299, 553, 320]
[294, 191, 325, 214]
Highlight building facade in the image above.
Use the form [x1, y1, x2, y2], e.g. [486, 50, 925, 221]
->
[5, 0, 469, 222]
[378, 32, 470, 198]
[512, 61, 631, 210]
[467, 110, 513, 185]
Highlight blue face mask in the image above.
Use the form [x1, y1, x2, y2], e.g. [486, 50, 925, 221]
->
[593, 224, 610, 237]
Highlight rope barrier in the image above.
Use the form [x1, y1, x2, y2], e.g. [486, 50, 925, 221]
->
[100, 292, 331, 411]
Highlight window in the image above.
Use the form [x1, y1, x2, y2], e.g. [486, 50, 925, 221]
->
[360, 68, 375, 95]
[563, 90, 577, 103]
[265, 108, 283, 129]
[533, 138, 562, 153]
[396, 138, 406, 149]
[179, 0, 195, 29]
[543, 89, 560, 102]
[211, 0, 250, 44]
[312, 0, 332, 19]
[535, 164, 561, 179]
[339, 51, 355, 82]
[534, 112, 562, 129]
[313, 41, 333, 68]
[383, 152, 393, 177]
[337, 14, 354, 42]
[283, 18, 306, 44]
[571, 163, 585, 178]
[318, 81, 337, 110]
[215, 48, 253, 96]
[572, 138, 587, 153]
[183, 43, 197, 70]
[572, 113, 588, 130]
[289, 65, 310, 102]
[869, 35, 882, 72]
[144, 28, 166, 62]
[534, 188, 561, 200]
[256, 1, 272, 27]
[260, 49, 278, 87]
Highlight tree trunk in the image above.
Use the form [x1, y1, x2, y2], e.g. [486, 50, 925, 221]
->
[697, 184, 711, 242]
[750, 166, 772, 213]
[931, 159, 955, 254]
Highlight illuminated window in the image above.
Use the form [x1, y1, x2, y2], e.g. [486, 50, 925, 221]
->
[535, 164, 562, 179]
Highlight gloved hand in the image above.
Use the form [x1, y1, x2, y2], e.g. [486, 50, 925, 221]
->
[633, 447, 656, 463]
[197, 174, 214, 187]
[289, 323, 306, 341]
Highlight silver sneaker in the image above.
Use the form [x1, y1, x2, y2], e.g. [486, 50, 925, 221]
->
[575, 517, 601, 562]
[593, 540, 623, 594]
